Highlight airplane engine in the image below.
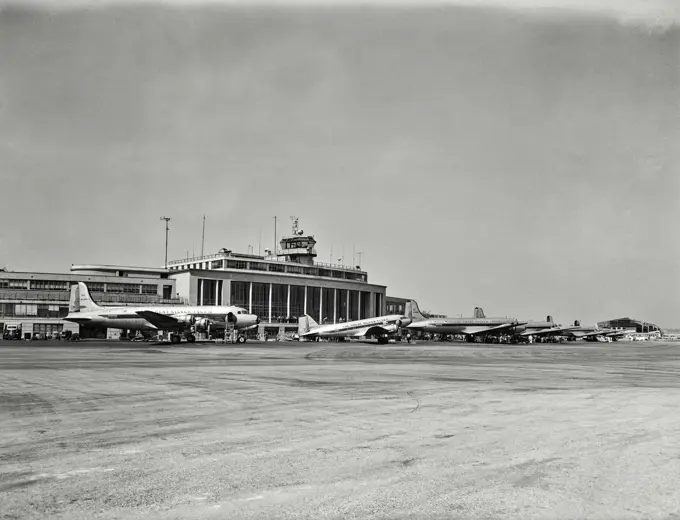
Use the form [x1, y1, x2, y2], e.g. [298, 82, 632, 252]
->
[194, 318, 211, 331]
[394, 319, 402, 330]
[381, 324, 398, 334]
[175, 315, 196, 325]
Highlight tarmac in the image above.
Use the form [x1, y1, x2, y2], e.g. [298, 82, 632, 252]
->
[1, 340, 680, 520]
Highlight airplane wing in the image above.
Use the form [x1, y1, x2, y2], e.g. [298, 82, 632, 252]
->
[579, 330, 606, 338]
[605, 330, 629, 338]
[343, 325, 393, 338]
[521, 327, 569, 337]
[469, 322, 526, 336]
[135, 311, 180, 329]
[63, 316, 92, 322]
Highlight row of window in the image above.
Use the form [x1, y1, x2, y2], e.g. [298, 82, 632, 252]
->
[386, 303, 406, 315]
[0, 303, 69, 318]
[0, 280, 159, 295]
[169, 261, 367, 281]
[230, 282, 376, 323]
[0, 280, 30, 289]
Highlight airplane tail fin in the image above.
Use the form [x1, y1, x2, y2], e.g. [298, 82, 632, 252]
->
[70, 282, 104, 313]
[68, 284, 81, 313]
[474, 307, 486, 319]
[298, 314, 319, 334]
[409, 300, 427, 322]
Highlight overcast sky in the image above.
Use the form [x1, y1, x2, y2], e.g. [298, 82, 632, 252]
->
[0, 1, 678, 326]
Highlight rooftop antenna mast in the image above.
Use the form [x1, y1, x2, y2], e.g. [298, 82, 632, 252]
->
[159, 216, 171, 269]
[274, 216, 277, 256]
[201, 215, 206, 257]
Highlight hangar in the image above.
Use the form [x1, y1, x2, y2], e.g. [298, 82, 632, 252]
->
[597, 317, 662, 334]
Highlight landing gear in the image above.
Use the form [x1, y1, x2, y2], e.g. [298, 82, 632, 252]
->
[377, 336, 389, 345]
[237, 335, 246, 344]
[170, 334, 181, 344]
[186, 334, 196, 344]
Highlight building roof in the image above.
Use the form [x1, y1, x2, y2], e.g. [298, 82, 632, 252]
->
[71, 264, 170, 275]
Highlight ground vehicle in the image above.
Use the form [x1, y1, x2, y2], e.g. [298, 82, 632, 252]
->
[3, 323, 22, 340]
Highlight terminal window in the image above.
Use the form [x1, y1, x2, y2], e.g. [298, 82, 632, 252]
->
[31, 280, 69, 291]
[271, 284, 287, 319]
[14, 304, 38, 316]
[107, 283, 140, 294]
[141, 285, 158, 295]
[251, 283, 269, 318]
[336, 290, 348, 321]
[1, 280, 28, 289]
[322, 288, 334, 323]
[289, 285, 305, 318]
[231, 281, 248, 307]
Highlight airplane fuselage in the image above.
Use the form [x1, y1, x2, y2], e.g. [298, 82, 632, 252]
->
[304, 314, 411, 337]
[407, 318, 518, 335]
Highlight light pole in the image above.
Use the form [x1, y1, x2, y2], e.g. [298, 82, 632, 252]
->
[160, 216, 171, 269]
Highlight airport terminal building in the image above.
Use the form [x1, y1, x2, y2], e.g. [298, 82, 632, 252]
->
[166, 222, 387, 338]
[1, 222, 393, 340]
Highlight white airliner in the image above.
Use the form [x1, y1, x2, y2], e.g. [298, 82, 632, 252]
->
[518, 319, 630, 342]
[406, 306, 526, 341]
[64, 282, 259, 343]
[298, 300, 419, 344]
[514, 315, 563, 338]
[551, 320, 629, 341]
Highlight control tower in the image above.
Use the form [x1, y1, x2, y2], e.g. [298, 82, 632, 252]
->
[277, 217, 317, 265]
